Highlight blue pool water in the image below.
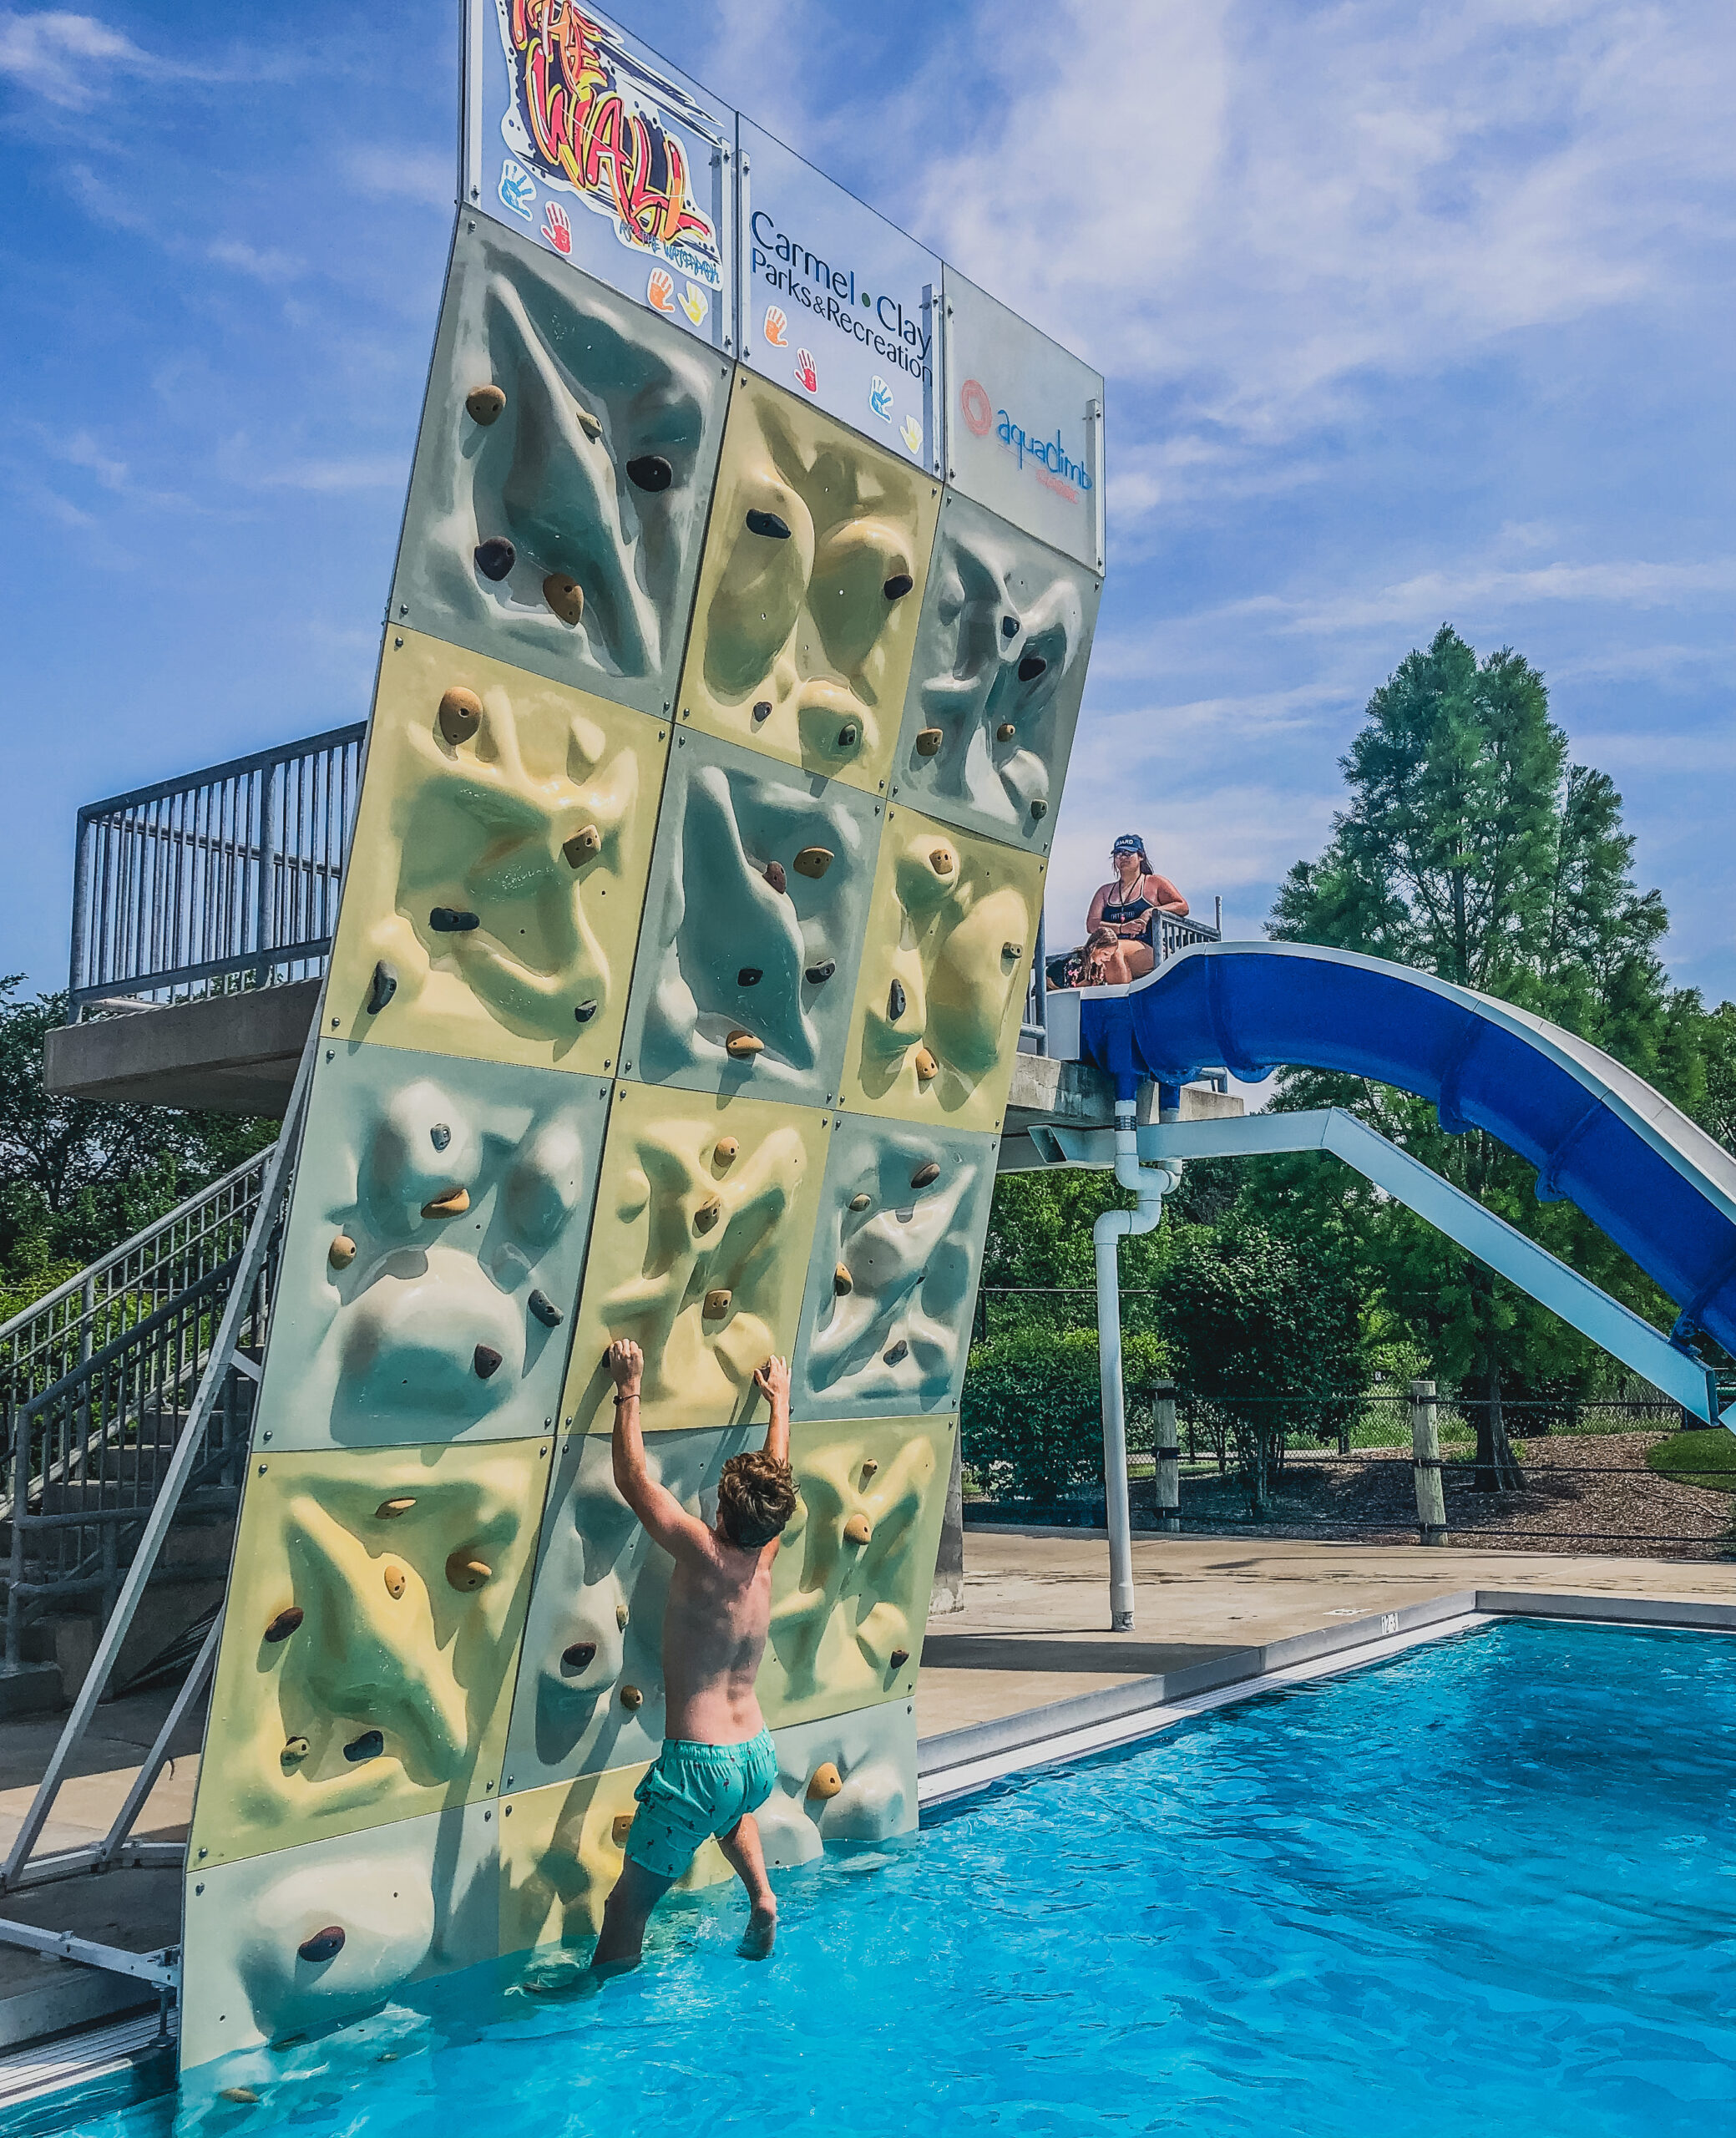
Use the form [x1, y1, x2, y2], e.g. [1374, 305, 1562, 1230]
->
[36, 1619, 1736, 2138]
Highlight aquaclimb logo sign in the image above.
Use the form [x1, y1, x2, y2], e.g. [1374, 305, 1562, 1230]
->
[961, 376, 1094, 505]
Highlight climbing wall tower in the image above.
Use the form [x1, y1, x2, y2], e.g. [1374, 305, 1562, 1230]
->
[178, 3, 1104, 2073]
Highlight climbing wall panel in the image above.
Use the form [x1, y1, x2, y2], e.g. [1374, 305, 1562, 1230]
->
[838, 803, 1045, 1131]
[391, 215, 731, 718]
[757, 1701, 919, 1867]
[323, 630, 668, 1076]
[499, 1762, 731, 1958]
[179, 1800, 500, 2070]
[189, 1440, 549, 1870]
[888, 492, 1102, 854]
[254, 1046, 609, 1453]
[790, 1116, 999, 1422]
[559, 1083, 832, 1436]
[502, 1423, 756, 1796]
[617, 727, 884, 1102]
[762, 1414, 951, 1729]
[676, 371, 942, 795]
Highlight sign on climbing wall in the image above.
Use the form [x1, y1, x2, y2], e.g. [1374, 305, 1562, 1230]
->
[738, 119, 944, 477]
[463, 0, 736, 351]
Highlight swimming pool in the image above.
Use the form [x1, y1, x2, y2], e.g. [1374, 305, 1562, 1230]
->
[33, 1618, 1736, 2138]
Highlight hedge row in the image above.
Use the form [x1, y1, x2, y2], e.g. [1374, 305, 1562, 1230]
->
[960, 1326, 1166, 1504]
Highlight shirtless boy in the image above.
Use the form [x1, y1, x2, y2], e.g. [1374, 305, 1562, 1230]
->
[590, 1339, 798, 1973]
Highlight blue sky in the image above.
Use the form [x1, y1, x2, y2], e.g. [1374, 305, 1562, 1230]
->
[3, 0, 1733, 1006]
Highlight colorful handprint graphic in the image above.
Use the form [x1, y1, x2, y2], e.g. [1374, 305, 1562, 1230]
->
[541, 201, 571, 256]
[679, 281, 709, 327]
[793, 347, 818, 395]
[646, 267, 676, 315]
[762, 306, 788, 348]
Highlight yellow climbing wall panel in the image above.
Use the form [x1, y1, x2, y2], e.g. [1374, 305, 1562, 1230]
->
[838, 803, 1045, 1132]
[559, 1082, 833, 1436]
[677, 372, 941, 795]
[324, 629, 669, 1076]
[189, 1441, 549, 1870]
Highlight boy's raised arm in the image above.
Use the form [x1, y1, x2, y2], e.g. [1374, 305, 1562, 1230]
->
[752, 1355, 791, 1466]
[606, 1340, 711, 1559]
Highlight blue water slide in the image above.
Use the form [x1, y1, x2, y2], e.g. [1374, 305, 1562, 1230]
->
[1078, 942, 1736, 1363]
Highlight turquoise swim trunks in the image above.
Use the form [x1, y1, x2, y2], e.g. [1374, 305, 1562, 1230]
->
[625, 1730, 778, 1880]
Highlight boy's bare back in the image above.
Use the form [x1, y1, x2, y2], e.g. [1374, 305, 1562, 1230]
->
[660, 1517, 776, 1742]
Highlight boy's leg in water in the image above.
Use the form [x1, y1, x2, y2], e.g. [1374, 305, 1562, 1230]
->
[591, 1855, 677, 1975]
[716, 1813, 777, 1958]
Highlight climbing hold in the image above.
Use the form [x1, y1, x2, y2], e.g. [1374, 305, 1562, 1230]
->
[1002, 941, 1024, 960]
[428, 907, 480, 933]
[914, 1048, 939, 1082]
[805, 960, 836, 985]
[1002, 615, 1020, 638]
[860, 1458, 878, 1479]
[833, 1264, 853, 1295]
[219, 2087, 261, 2105]
[438, 686, 483, 743]
[844, 1512, 873, 1545]
[328, 1234, 357, 1269]
[713, 1137, 739, 1163]
[529, 1289, 564, 1328]
[342, 1730, 384, 1764]
[263, 1608, 303, 1645]
[837, 722, 859, 749]
[764, 860, 787, 894]
[574, 1000, 598, 1023]
[694, 1193, 723, 1233]
[576, 407, 602, 441]
[745, 508, 791, 539]
[914, 728, 943, 757]
[997, 722, 1016, 742]
[1030, 798, 1049, 820]
[465, 384, 506, 425]
[929, 848, 955, 876]
[883, 1339, 909, 1365]
[473, 1344, 503, 1380]
[883, 571, 914, 600]
[725, 1030, 763, 1060]
[625, 454, 674, 492]
[563, 823, 602, 865]
[560, 1640, 597, 1673]
[365, 960, 397, 1015]
[793, 847, 833, 879]
[887, 978, 906, 1021]
[422, 1186, 470, 1218]
[430, 1122, 451, 1152]
[543, 574, 585, 626]
[382, 1563, 406, 1599]
[620, 1684, 644, 1710]
[911, 1161, 941, 1188]
[447, 1551, 491, 1592]
[752, 700, 772, 722]
[473, 537, 515, 580]
[890, 1648, 910, 1669]
[280, 1737, 310, 1767]
[376, 1497, 415, 1518]
[737, 966, 763, 987]
[1018, 652, 1047, 682]
[848, 1193, 872, 1211]
[807, 1763, 843, 1801]
[616, 1602, 630, 1629]
[703, 1288, 731, 1317]
[297, 1926, 346, 1964]
[611, 1811, 635, 1844]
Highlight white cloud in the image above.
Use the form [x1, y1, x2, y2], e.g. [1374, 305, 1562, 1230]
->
[1232, 555, 1736, 636]
[249, 456, 407, 494]
[344, 145, 454, 212]
[206, 238, 303, 284]
[0, 8, 159, 108]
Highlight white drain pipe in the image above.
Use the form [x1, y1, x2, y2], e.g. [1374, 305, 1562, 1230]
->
[1094, 1097, 1177, 1631]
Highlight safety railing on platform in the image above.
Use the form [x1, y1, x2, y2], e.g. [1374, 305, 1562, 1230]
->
[1025, 899, 1225, 1056]
[68, 724, 366, 1013]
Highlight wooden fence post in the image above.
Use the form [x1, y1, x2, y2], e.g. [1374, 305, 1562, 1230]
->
[1152, 1379, 1180, 1533]
[1409, 1377, 1446, 1546]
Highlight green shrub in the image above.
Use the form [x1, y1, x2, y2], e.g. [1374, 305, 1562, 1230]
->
[962, 1325, 1165, 1504]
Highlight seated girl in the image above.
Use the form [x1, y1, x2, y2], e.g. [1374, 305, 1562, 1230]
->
[1080, 835, 1187, 982]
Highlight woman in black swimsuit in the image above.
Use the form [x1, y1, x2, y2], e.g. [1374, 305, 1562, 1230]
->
[1083, 834, 1188, 982]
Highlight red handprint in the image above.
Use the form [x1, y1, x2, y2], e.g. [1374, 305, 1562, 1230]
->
[793, 347, 817, 394]
[541, 201, 571, 256]
[646, 267, 676, 314]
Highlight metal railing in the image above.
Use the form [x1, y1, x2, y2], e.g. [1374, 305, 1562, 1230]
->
[1028, 897, 1225, 1056]
[68, 725, 366, 1013]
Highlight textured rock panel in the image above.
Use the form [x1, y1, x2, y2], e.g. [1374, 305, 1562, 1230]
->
[838, 803, 1045, 1131]
[391, 216, 730, 717]
[254, 1046, 608, 1452]
[324, 630, 667, 1076]
[889, 491, 1101, 853]
[560, 1084, 831, 1435]
[791, 1117, 998, 1421]
[677, 372, 941, 794]
[189, 1441, 548, 1869]
[757, 1702, 919, 1868]
[618, 728, 883, 1102]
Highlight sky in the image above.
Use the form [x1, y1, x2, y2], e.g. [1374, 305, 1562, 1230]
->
[3, 0, 1733, 1006]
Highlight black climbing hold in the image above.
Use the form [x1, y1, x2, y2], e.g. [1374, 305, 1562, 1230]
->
[1030, 798, 1049, 820]
[625, 454, 673, 493]
[805, 960, 836, 985]
[263, 1608, 303, 1644]
[430, 1123, 451, 1152]
[529, 1289, 564, 1328]
[838, 723, 858, 748]
[473, 1345, 503, 1380]
[746, 509, 791, 540]
[752, 700, 772, 722]
[883, 572, 914, 600]
[474, 537, 516, 581]
[737, 967, 762, 987]
[298, 1926, 347, 1964]
[887, 978, 906, 1022]
[1002, 615, 1020, 639]
[574, 1000, 598, 1022]
[342, 1730, 384, 1765]
[911, 1161, 941, 1188]
[366, 960, 397, 1015]
[429, 908, 480, 933]
[1017, 652, 1047, 682]
[883, 1339, 909, 1365]
[561, 1640, 597, 1674]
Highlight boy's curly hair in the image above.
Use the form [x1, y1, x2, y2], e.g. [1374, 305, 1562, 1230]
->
[716, 1450, 797, 1549]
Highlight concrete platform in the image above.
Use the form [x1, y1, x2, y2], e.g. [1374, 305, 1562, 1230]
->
[44, 980, 320, 1116]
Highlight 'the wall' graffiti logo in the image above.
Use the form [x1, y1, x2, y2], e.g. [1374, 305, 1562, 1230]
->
[495, 0, 723, 291]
